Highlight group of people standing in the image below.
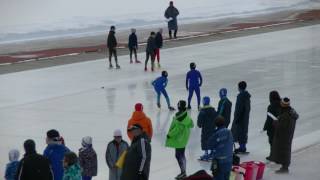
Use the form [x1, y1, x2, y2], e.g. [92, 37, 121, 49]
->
[106, 1, 180, 71]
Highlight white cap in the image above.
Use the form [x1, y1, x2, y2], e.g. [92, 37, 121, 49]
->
[113, 129, 122, 137]
[82, 136, 92, 146]
[9, 149, 20, 162]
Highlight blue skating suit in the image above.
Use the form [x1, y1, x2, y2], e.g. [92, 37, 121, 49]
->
[152, 76, 171, 107]
[186, 69, 203, 108]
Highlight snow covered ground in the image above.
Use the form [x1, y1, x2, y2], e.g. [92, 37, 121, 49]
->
[1, 0, 320, 43]
[1, 24, 320, 179]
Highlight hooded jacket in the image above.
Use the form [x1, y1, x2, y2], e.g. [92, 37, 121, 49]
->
[127, 111, 153, 141]
[79, 146, 97, 177]
[197, 106, 218, 150]
[62, 163, 82, 180]
[107, 31, 117, 49]
[166, 111, 194, 148]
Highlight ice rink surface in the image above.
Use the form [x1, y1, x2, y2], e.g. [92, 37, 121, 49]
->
[1, 24, 320, 179]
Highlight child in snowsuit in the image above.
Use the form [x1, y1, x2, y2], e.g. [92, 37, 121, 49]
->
[145, 32, 157, 71]
[217, 88, 232, 128]
[197, 96, 218, 161]
[63, 152, 82, 180]
[79, 136, 98, 180]
[166, 100, 194, 179]
[128, 28, 140, 64]
[5, 149, 20, 180]
[152, 71, 175, 111]
[186, 62, 203, 110]
[208, 116, 233, 180]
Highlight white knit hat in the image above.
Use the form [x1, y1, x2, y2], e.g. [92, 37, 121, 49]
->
[9, 149, 20, 162]
[113, 129, 122, 137]
[82, 136, 92, 146]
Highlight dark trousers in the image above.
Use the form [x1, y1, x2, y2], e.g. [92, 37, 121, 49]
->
[214, 161, 232, 180]
[175, 148, 186, 173]
[155, 48, 160, 62]
[169, 29, 178, 39]
[187, 86, 201, 108]
[145, 52, 155, 69]
[82, 176, 92, 180]
[108, 48, 118, 65]
[156, 89, 171, 107]
[129, 47, 137, 61]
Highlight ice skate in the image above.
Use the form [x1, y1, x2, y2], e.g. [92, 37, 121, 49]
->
[144, 67, 147, 71]
[175, 172, 186, 180]
[135, 60, 141, 63]
[116, 64, 120, 69]
[275, 167, 289, 174]
[158, 63, 161, 68]
[157, 103, 161, 108]
[130, 60, 133, 64]
[109, 64, 113, 69]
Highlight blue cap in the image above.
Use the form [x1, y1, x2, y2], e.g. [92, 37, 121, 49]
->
[203, 96, 210, 106]
[219, 88, 228, 98]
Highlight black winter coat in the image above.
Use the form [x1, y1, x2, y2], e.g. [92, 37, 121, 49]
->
[164, 6, 179, 30]
[155, 32, 163, 48]
[79, 146, 98, 177]
[121, 133, 151, 180]
[197, 106, 218, 150]
[231, 91, 251, 144]
[263, 101, 281, 135]
[16, 153, 53, 180]
[146, 37, 156, 54]
[271, 107, 299, 166]
[107, 31, 117, 49]
[217, 98, 232, 128]
[128, 33, 138, 49]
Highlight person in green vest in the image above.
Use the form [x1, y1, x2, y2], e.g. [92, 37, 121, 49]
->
[166, 100, 194, 180]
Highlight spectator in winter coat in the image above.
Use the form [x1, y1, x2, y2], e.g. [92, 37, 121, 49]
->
[186, 62, 203, 110]
[217, 88, 232, 128]
[128, 28, 140, 64]
[127, 103, 153, 141]
[63, 152, 81, 180]
[152, 71, 175, 111]
[231, 81, 251, 154]
[16, 139, 53, 180]
[5, 149, 20, 180]
[144, 32, 157, 71]
[271, 97, 299, 173]
[263, 91, 281, 161]
[155, 28, 163, 67]
[44, 129, 70, 180]
[107, 26, 120, 69]
[164, 1, 179, 39]
[166, 100, 194, 179]
[121, 124, 151, 180]
[79, 136, 98, 180]
[197, 96, 218, 160]
[106, 129, 129, 180]
[207, 116, 233, 180]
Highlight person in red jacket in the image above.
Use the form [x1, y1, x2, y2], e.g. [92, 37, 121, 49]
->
[127, 103, 153, 141]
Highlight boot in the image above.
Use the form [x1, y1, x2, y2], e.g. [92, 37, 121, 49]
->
[144, 67, 147, 71]
[158, 63, 161, 68]
[109, 64, 113, 69]
[135, 60, 141, 63]
[116, 64, 120, 69]
[275, 167, 289, 174]
[168, 106, 175, 111]
[130, 60, 133, 64]
[157, 103, 161, 108]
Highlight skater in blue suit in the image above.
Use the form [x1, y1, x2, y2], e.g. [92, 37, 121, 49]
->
[152, 71, 175, 111]
[186, 62, 203, 110]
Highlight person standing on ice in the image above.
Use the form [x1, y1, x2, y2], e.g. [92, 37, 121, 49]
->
[165, 1, 179, 39]
[43, 129, 70, 180]
[271, 97, 299, 174]
[207, 116, 233, 180]
[166, 100, 194, 179]
[186, 62, 203, 110]
[127, 103, 153, 141]
[144, 32, 157, 71]
[217, 88, 232, 128]
[262, 91, 281, 161]
[106, 130, 129, 180]
[152, 71, 175, 111]
[16, 139, 54, 180]
[78, 136, 98, 180]
[128, 28, 140, 64]
[155, 28, 163, 68]
[5, 149, 20, 180]
[197, 96, 218, 161]
[107, 26, 120, 69]
[231, 81, 251, 154]
[121, 124, 151, 180]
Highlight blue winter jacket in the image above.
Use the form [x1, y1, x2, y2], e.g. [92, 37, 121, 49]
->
[207, 127, 233, 163]
[152, 76, 168, 91]
[186, 69, 202, 89]
[5, 161, 19, 180]
[44, 144, 70, 180]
